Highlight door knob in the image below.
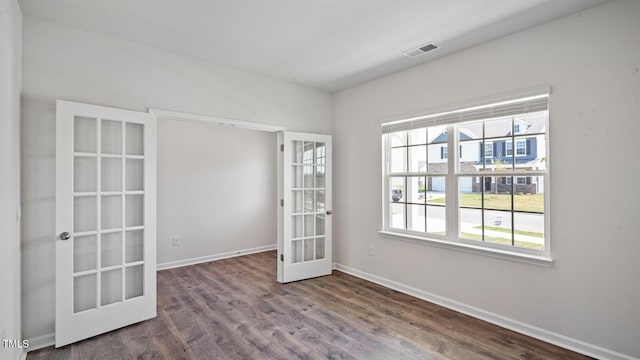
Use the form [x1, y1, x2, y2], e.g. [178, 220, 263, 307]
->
[326, 210, 333, 215]
[59, 232, 71, 240]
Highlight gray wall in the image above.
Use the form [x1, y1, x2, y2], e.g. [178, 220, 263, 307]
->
[0, 0, 22, 359]
[21, 17, 332, 343]
[333, 1, 640, 358]
[157, 119, 276, 266]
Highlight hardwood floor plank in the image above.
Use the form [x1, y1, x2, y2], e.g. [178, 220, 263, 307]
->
[28, 251, 592, 360]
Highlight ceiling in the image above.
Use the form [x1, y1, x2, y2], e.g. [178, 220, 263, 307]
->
[19, 0, 610, 92]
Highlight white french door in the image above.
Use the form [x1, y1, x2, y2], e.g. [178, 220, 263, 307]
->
[55, 100, 157, 347]
[277, 132, 332, 283]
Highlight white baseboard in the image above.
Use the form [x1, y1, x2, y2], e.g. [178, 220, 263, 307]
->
[333, 263, 636, 360]
[156, 244, 276, 271]
[25, 333, 54, 352]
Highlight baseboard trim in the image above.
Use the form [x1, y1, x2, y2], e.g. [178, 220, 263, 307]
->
[25, 333, 54, 352]
[157, 244, 276, 271]
[333, 263, 635, 360]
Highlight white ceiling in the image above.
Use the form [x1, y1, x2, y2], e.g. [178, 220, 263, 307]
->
[19, 0, 610, 92]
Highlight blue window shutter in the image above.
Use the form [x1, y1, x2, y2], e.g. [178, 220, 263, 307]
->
[440, 146, 444, 159]
[527, 139, 532, 156]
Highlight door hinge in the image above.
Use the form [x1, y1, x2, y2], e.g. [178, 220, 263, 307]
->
[280, 199, 284, 207]
[280, 144, 284, 152]
[280, 254, 284, 262]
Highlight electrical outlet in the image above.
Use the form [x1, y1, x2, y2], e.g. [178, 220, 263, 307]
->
[367, 245, 374, 256]
[172, 236, 180, 246]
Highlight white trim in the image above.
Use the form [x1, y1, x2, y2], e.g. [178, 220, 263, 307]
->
[25, 333, 55, 352]
[148, 108, 287, 133]
[333, 263, 637, 360]
[380, 84, 551, 126]
[379, 230, 553, 267]
[156, 244, 276, 271]
[19, 349, 27, 360]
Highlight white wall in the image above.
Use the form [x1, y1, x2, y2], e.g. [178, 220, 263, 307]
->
[157, 120, 276, 266]
[0, 0, 22, 359]
[21, 17, 332, 344]
[333, 1, 640, 358]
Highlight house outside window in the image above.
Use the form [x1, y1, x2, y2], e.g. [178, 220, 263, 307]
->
[381, 89, 550, 262]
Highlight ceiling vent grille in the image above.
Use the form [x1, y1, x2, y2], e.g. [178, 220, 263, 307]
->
[404, 42, 438, 59]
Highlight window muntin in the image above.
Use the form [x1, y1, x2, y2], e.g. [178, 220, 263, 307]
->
[384, 109, 548, 255]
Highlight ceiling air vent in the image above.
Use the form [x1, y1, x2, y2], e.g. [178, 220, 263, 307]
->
[404, 42, 438, 59]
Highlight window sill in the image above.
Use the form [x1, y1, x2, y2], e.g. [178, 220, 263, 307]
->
[378, 230, 554, 267]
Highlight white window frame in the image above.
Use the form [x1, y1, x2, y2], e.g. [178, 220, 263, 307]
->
[441, 146, 448, 159]
[380, 86, 552, 266]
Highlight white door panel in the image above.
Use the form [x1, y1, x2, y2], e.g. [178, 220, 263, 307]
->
[277, 132, 332, 283]
[55, 100, 157, 347]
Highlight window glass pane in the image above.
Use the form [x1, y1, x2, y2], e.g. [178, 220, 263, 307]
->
[390, 131, 407, 147]
[389, 203, 405, 230]
[514, 176, 545, 250]
[459, 139, 481, 172]
[408, 145, 427, 172]
[458, 122, 482, 141]
[426, 205, 446, 235]
[459, 176, 482, 241]
[408, 129, 426, 145]
[407, 176, 425, 204]
[389, 177, 405, 203]
[514, 111, 547, 135]
[407, 204, 425, 232]
[485, 117, 512, 138]
[390, 147, 407, 173]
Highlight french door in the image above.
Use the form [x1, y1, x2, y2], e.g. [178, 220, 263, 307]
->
[55, 100, 157, 347]
[277, 132, 332, 283]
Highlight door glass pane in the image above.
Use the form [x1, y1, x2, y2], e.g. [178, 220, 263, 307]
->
[315, 142, 326, 165]
[303, 190, 314, 213]
[292, 240, 302, 263]
[101, 195, 122, 230]
[125, 265, 144, 300]
[316, 191, 325, 212]
[304, 239, 314, 261]
[73, 274, 97, 313]
[315, 215, 325, 236]
[74, 157, 97, 192]
[291, 215, 302, 238]
[74, 117, 97, 153]
[125, 159, 144, 191]
[125, 229, 144, 263]
[125, 123, 144, 156]
[315, 238, 325, 260]
[304, 215, 314, 237]
[101, 120, 122, 154]
[125, 195, 144, 227]
[303, 166, 313, 188]
[73, 235, 97, 273]
[292, 165, 302, 188]
[101, 232, 122, 267]
[303, 142, 314, 164]
[292, 190, 303, 213]
[292, 141, 303, 163]
[74, 196, 97, 232]
[101, 158, 122, 192]
[101, 269, 122, 306]
[315, 166, 325, 188]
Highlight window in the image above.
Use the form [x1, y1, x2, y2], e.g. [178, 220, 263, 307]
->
[514, 124, 521, 134]
[516, 140, 527, 156]
[485, 142, 493, 158]
[381, 90, 550, 261]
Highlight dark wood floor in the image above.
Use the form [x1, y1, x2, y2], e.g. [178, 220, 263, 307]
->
[29, 251, 590, 359]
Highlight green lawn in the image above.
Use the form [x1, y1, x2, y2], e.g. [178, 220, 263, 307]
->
[461, 232, 543, 250]
[474, 225, 544, 238]
[430, 193, 543, 213]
